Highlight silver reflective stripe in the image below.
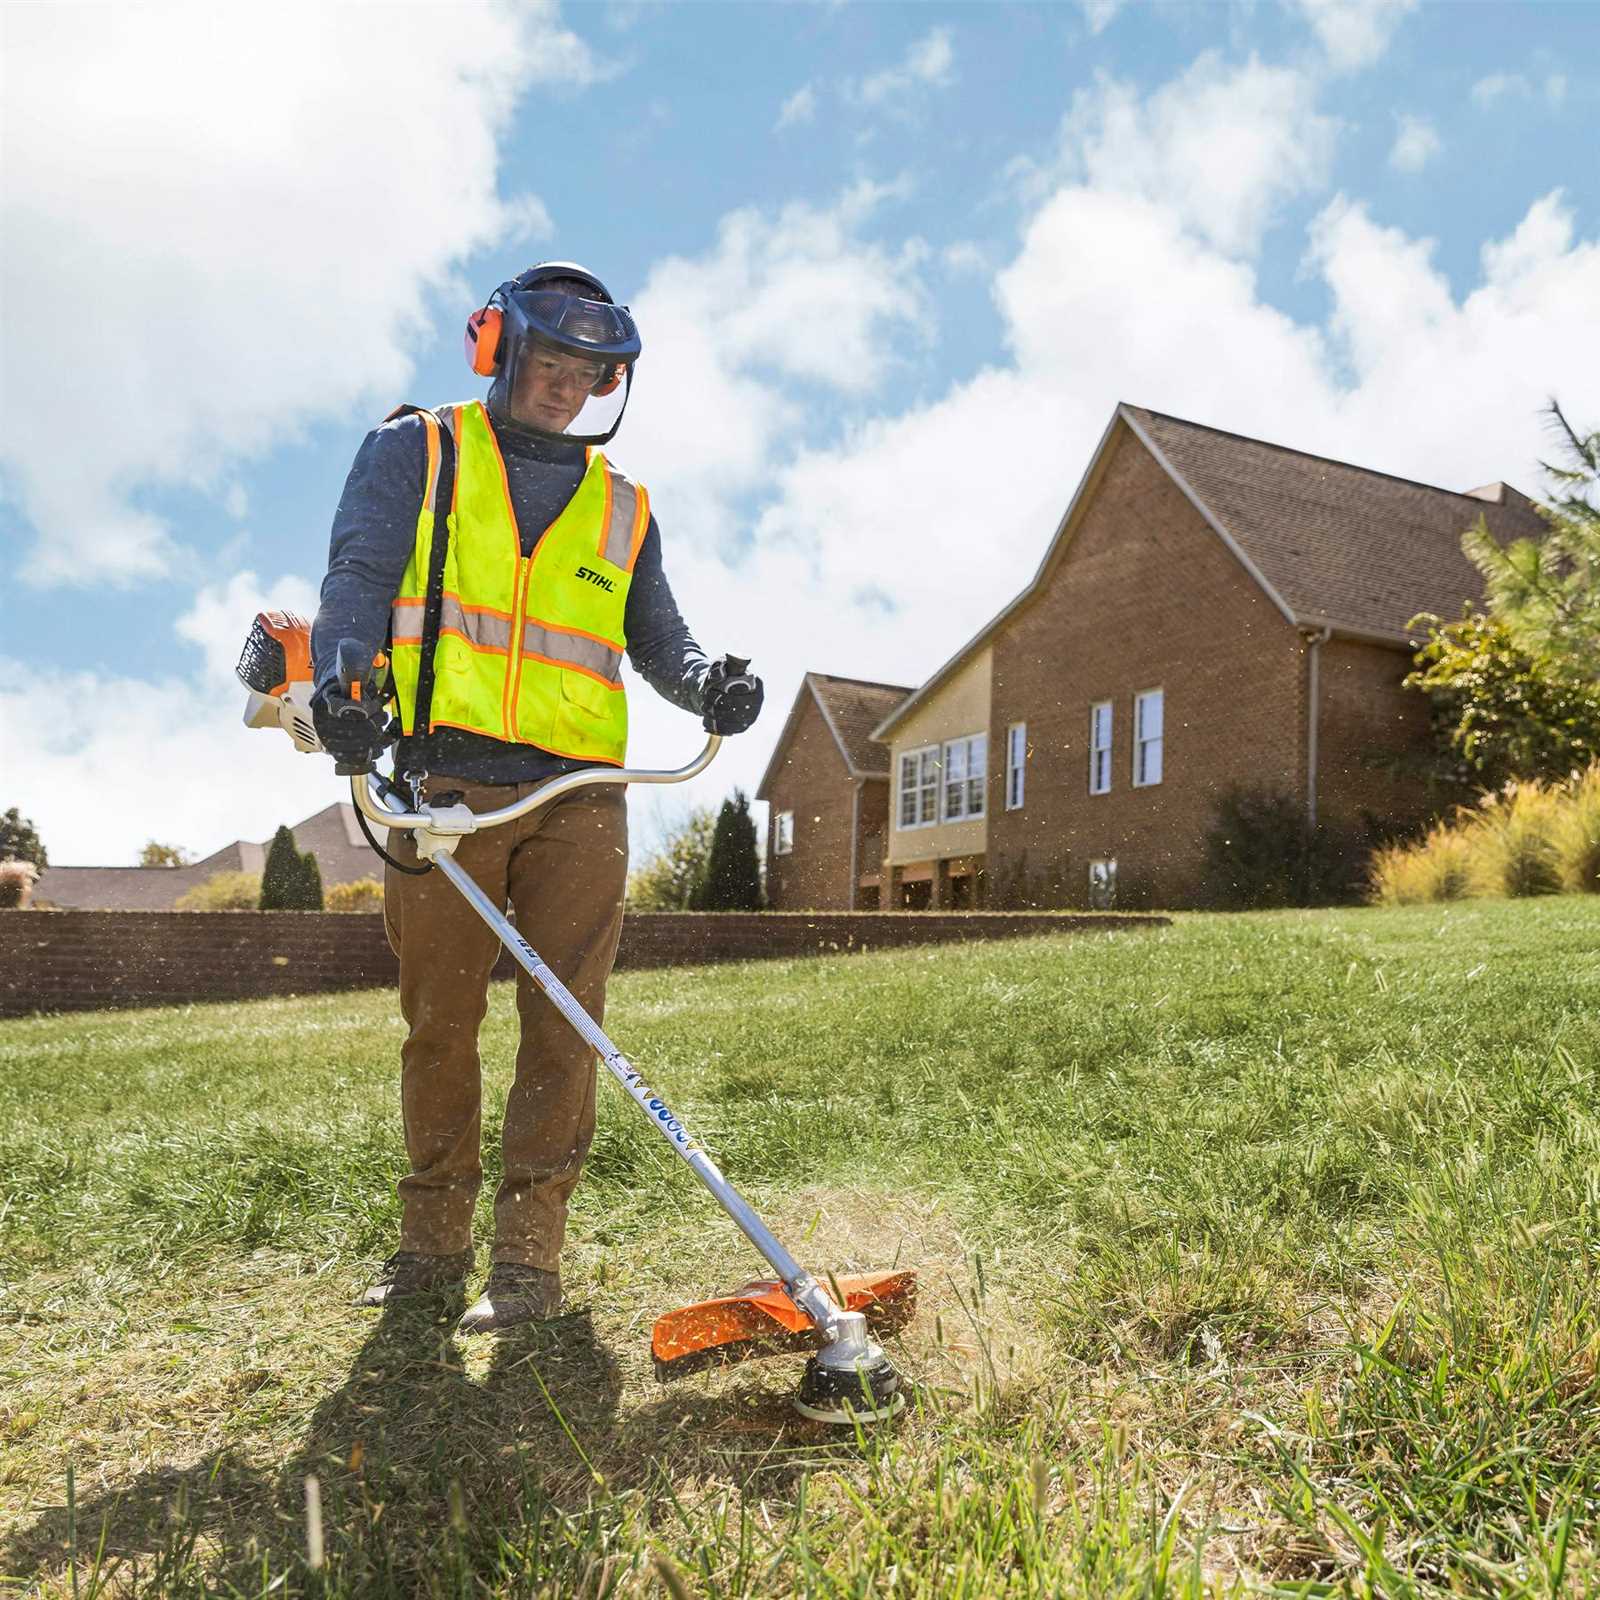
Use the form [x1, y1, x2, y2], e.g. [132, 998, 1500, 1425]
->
[522, 622, 623, 684]
[602, 471, 645, 569]
[389, 595, 511, 653]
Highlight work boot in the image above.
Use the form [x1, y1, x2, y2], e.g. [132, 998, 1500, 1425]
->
[358, 1249, 474, 1309]
[457, 1263, 563, 1335]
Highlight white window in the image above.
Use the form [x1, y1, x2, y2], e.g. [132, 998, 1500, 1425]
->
[1089, 858, 1117, 909]
[897, 746, 940, 829]
[1006, 723, 1026, 810]
[774, 810, 794, 855]
[1134, 689, 1164, 787]
[1089, 702, 1113, 795]
[942, 733, 987, 821]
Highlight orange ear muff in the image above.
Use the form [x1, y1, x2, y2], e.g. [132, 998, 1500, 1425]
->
[465, 307, 503, 376]
[592, 362, 626, 397]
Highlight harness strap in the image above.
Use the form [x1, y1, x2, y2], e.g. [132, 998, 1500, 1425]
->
[385, 405, 457, 744]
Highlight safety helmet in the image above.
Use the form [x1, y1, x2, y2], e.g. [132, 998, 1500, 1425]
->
[465, 262, 641, 445]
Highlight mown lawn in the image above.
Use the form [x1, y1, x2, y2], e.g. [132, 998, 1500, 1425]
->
[3, 899, 1600, 1597]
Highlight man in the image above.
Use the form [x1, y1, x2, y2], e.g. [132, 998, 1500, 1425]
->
[309, 262, 763, 1333]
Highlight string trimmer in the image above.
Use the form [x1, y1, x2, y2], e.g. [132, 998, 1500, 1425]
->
[236, 610, 916, 1423]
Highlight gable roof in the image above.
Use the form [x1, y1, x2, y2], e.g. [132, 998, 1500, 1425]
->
[34, 803, 377, 911]
[876, 402, 1546, 740]
[756, 673, 912, 799]
[1124, 405, 1545, 642]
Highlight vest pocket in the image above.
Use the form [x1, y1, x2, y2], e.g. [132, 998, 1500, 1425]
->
[552, 669, 625, 761]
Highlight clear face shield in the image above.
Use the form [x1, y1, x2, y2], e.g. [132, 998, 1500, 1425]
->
[494, 288, 639, 447]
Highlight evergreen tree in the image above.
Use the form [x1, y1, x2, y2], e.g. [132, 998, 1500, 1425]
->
[690, 790, 762, 910]
[259, 825, 306, 910]
[0, 807, 47, 871]
[297, 851, 325, 911]
[1409, 402, 1600, 785]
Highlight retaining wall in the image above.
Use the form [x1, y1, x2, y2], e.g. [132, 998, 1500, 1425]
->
[0, 910, 1165, 1019]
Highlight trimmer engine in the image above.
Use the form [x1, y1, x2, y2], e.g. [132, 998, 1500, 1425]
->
[237, 610, 319, 753]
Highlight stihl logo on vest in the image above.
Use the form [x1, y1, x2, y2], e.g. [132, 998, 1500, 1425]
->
[575, 565, 616, 592]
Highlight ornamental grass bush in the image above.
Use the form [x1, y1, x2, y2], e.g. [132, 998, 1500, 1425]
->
[174, 870, 262, 911]
[1368, 766, 1600, 904]
[0, 859, 37, 908]
[325, 876, 384, 912]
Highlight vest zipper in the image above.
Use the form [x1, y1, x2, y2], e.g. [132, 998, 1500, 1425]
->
[503, 551, 530, 742]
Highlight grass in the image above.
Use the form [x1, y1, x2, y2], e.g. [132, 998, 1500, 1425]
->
[4, 900, 1600, 1595]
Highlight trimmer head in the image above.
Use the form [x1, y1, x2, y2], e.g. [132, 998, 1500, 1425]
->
[652, 1270, 916, 1386]
[794, 1346, 906, 1424]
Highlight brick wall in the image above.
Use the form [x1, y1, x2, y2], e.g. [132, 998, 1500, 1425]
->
[763, 692, 860, 910]
[988, 423, 1307, 909]
[0, 909, 1165, 1019]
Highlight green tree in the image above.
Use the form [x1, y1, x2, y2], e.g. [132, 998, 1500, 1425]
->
[690, 790, 763, 911]
[0, 807, 47, 871]
[1405, 612, 1600, 789]
[139, 840, 191, 867]
[299, 851, 325, 911]
[626, 806, 716, 910]
[259, 825, 322, 910]
[1408, 402, 1600, 785]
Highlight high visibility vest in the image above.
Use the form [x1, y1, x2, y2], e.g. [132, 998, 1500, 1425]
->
[387, 400, 650, 766]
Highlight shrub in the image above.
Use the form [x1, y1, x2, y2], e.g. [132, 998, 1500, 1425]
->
[627, 806, 716, 910]
[1462, 780, 1564, 898]
[260, 826, 323, 910]
[1201, 787, 1362, 909]
[1555, 763, 1600, 893]
[175, 871, 262, 911]
[326, 876, 384, 912]
[1369, 824, 1473, 906]
[0, 859, 38, 909]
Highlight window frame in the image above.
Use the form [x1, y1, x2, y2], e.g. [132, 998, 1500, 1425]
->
[942, 731, 987, 822]
[1006, 722, 1026, 811]
[1133, 687, 1164, 789]
[1088, 857, 1118, 909]
[773, 809, 794, 855]
[896, 744, 941, 830]
[1088, 701, 1113, 796]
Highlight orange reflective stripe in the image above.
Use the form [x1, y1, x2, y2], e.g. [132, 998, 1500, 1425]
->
[521, 621, 623, 684]
[389, 594, 512, 653]
[420, 411, 441, 511]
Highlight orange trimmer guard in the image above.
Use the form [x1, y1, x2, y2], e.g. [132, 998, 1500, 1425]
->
[652, 1270, 917, 1381]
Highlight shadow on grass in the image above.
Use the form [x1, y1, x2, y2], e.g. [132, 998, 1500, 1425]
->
[4, 1294, 869, 1593]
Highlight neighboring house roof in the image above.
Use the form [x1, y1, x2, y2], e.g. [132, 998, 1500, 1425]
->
[756, 673, 913, 799]
[34, 802, 378, 910]
[875, 402, 1546, 740]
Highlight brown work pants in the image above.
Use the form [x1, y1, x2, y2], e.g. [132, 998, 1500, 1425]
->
[382, 777, 628, 1270]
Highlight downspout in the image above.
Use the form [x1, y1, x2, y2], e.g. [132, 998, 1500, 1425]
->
[1303, 625, 1333, 827]
[848, 780, 862, 911]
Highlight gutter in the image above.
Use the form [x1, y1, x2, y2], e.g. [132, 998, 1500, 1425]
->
[1302, 625, 1333, 827]
[848, 781, 861, 911]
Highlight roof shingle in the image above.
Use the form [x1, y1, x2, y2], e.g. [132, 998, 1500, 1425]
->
[1126, 406, 1547, 639]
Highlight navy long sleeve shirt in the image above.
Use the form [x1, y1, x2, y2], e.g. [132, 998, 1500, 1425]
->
[312, 407, 709, 784]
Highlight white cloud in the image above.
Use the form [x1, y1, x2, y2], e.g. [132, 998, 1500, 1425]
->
[1545, 74, 1568, 109]
[858, 27, 956, 108]
[1289, 0, 1417, 71]
[1056, 55, 1339, 257]
[1389, 113, 1442, 172]
[776, 84, 818, 130]
[1, 573, 339, 866]
[1471, 72, 1531, 107]
[1079, 0, 1126, 35]
[0, 1, 595, 588]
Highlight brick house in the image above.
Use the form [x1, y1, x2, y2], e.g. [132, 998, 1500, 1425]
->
[850, 403, 1544, 909]
[756, 673, 911, 910]
[34, 802, 380, 910]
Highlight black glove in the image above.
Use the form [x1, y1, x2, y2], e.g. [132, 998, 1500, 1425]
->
[311, 681, 391, 774]
[701, 654, 764, 735]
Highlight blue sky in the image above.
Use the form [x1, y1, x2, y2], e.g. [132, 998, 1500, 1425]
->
[3, 0, 1597, 864]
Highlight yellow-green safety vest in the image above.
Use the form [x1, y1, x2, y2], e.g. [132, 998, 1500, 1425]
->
[387, 400, 650, 766]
